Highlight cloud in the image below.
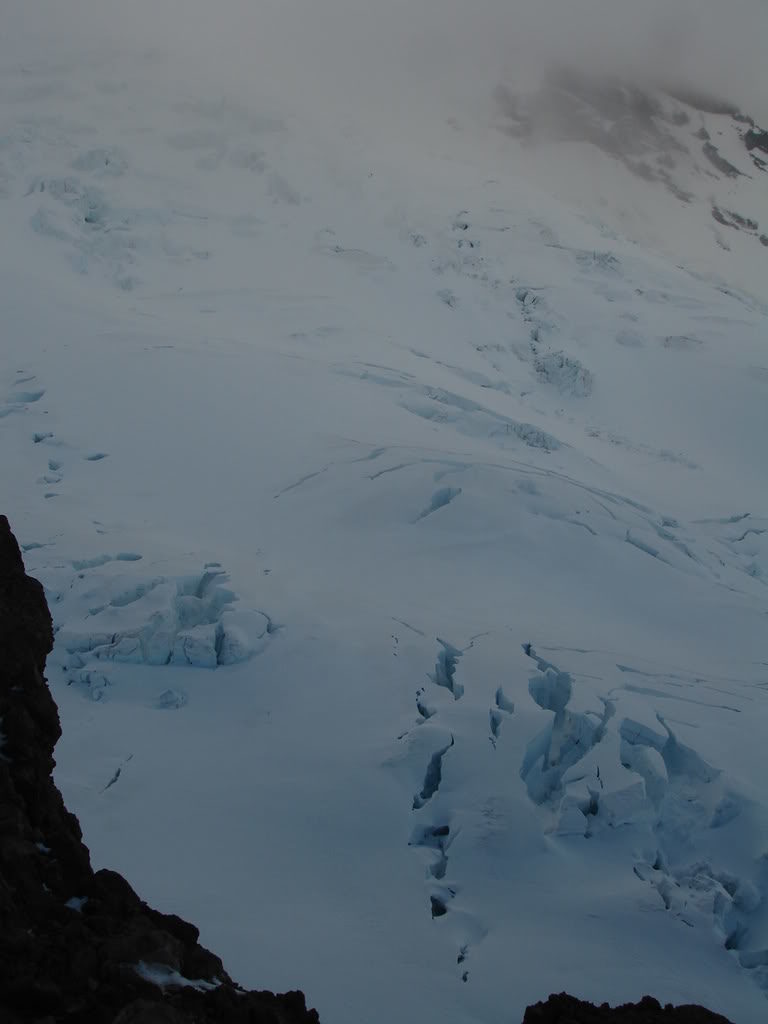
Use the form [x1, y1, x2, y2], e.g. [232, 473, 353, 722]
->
[3, 0, 767, 125]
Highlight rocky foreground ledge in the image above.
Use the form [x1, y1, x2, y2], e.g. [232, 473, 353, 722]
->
[523, 993, 732, 1023]
[0, 515, 734, 1023]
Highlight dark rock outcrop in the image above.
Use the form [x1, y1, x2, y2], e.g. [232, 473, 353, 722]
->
[744, 128, 768, 155]
[711, 206, 759, 233]
[0, 515, 319, 1024]
[523, 993, 733, 1024]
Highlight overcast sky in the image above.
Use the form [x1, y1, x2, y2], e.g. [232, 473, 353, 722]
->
[4, 1, 768, 129]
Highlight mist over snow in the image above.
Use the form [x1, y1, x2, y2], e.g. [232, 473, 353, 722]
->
[2, 3, 767, 1024]
[4, 0, 768, 125]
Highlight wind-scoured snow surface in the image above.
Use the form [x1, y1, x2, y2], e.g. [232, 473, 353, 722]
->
[2, 3, 768, 1022]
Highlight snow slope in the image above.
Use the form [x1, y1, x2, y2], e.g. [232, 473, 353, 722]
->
[1, 26, 767, 1024]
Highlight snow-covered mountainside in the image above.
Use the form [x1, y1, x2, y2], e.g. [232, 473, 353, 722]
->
[2, 20, 767, 1024]
[495, 69, 768, 299]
